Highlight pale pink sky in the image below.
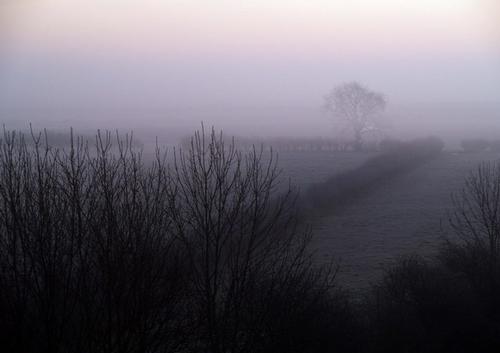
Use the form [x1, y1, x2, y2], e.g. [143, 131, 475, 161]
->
[1, 0, 500, 110]
[5, 1, 500, 53]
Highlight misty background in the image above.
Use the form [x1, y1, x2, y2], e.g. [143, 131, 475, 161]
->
[3, 3, 500, 351]
[1, 0, 499, 146]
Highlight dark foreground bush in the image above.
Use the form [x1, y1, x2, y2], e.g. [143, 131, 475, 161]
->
[364, 255, 498, 353]
[363, 162, 500, 353]
[0, 129, 354, 353]
[306, 136, 444, 211]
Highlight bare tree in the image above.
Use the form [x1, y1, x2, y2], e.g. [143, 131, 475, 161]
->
[444, 162, 500, 320]
[0, 129, 187, 353]
[167, 127, 341, 353]
[449, 162, 500, 263]
[0, 127, 347, 353]
[324, 81, 386, 151]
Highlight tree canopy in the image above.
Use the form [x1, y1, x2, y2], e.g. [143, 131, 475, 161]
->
[324, 81, 386, 150]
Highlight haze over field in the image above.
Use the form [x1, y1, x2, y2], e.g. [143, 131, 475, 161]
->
[4, 3, 500, 352]
[1, 0, 499, 138]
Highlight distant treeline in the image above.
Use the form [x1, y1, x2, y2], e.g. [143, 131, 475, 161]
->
[305, 136, 444, 211]
[180, 135, 392, 152]
[461, 138, 500, 152]
[16, 128, 144, 149]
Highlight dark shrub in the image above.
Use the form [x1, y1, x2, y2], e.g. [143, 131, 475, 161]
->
[378, 138, 405, 153]
[365, 255, 496, 353]
[406, 136, 444, 155]
[252, 267, 361, 353]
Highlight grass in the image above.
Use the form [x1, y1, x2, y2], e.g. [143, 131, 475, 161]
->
[275, 150, 500, 291]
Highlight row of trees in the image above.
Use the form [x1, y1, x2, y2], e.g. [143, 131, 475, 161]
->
[179, 135, 387, 153]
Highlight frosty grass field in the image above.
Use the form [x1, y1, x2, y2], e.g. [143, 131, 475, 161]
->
[276, 151, 500, 292]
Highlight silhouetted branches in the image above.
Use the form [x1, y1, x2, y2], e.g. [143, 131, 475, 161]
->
[324, 82, 386, 151]
[0, 129, 187, 353]
[0, 127, 344, 353]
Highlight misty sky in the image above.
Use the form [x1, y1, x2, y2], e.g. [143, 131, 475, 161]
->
[1, 0, 499, 131]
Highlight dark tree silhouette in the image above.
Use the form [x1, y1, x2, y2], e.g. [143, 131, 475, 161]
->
[444, 162, 500, 321]
[449, 162, 500, 261]
[0, 130, 187, 353]
[0, 127, 347, 353]
[167, 127, 346, 353]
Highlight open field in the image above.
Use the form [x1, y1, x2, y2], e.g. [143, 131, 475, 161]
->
[275, 151, 500, 292]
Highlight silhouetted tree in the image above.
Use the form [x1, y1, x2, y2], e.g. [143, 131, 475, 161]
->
[0, 130, 187, 353]
[443, 162, 500, 321]
[324, 82, 386, 151]
[167, 127, 348, 353]
[0, 127, 349, 353]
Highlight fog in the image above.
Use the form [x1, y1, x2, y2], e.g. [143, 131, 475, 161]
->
[4, 3, 500, 351]
[1, 0, 500, 143]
